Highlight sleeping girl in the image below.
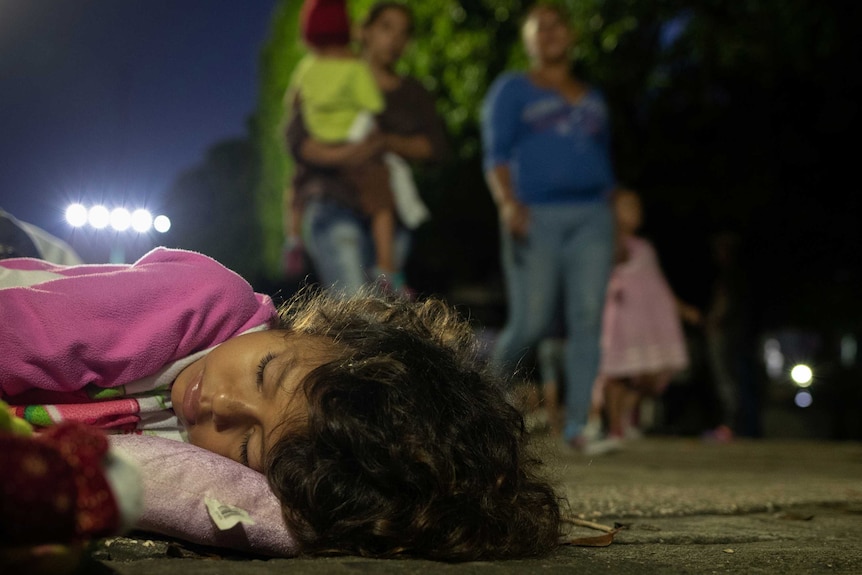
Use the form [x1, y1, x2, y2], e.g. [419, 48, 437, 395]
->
[0, 247, 562, 560]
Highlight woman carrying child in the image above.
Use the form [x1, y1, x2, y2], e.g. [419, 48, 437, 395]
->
[286, 1, 448, 296]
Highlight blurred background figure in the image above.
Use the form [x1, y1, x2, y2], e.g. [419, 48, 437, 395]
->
[481, 3, 617, 454]
[290, 0, 407, 293]
[535, 332, 566, 437]
[595, 188, 701, 442]
[704, 229, 760, 440]
[285, 1, 448, 297]
[0, 208, 83, 265]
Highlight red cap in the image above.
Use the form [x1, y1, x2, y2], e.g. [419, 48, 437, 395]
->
[301, 0, 350, 48]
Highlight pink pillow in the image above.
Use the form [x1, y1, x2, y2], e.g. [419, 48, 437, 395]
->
[109, 434, 297, 556]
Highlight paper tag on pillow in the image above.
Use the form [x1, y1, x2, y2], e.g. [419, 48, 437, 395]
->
[205, 497, 257, 530]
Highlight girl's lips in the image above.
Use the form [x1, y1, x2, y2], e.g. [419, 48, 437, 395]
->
[182, 368, 203, 426]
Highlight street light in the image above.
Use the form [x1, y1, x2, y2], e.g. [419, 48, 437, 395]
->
[790, 364, 813, 387]
[131, 209, 153, 233]
[64, 203, 171, 263]
[88, 205, 110, 229]
[110, 208, 131, 232]
[153, 214, 171, 233]
[65, 204, 88, 227]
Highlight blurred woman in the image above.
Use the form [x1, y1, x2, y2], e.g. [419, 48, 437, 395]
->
[481, 3, 617, 453]
[285, 1, 448, 296]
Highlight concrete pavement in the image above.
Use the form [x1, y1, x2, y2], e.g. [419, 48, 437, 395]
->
[93, 436, 862, 574]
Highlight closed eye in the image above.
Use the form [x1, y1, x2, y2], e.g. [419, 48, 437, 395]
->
[256, 352, 276, 388]
[240, 433, 251, 467]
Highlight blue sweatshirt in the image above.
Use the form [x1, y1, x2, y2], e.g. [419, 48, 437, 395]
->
[481, 72, 615, 204]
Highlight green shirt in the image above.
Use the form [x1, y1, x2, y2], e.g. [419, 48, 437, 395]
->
[289, 54, 384, 143]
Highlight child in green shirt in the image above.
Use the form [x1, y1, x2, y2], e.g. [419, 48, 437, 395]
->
[290, 0, 406, 291]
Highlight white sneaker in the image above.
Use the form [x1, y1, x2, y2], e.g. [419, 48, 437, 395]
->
[581, 419, 602, 441]
[564, 435, 623, 456]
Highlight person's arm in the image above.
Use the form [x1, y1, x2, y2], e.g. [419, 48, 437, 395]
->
[481, 75, 528, 237]
[383, 79, 450, 163]
[486, 164, 529, 238]
[676, 298, 703, 326]
[383, 132, 433, 161]
[285, 93, 383, 169]
[298, 136, 384, 168]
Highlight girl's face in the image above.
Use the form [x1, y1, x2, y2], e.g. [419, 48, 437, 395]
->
[523, 7, 573, 64]
[615, 191, 643, 234]
[171, 330, 331, 472]
[361, 7, 412, 69]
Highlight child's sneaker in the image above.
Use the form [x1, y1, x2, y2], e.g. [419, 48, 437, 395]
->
[563, 435, 623, 456]
[581, 418, 603, 441]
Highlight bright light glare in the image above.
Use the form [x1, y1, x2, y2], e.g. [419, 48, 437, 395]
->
[131, 209, 153, 232]
[88, 205, 110, 229]
[790, 364, 813, 387]
[153, 214, 171, 233]
[65, 204, 88, 227]
[110, 208, 131, 231]
[794, 390, 813, 408]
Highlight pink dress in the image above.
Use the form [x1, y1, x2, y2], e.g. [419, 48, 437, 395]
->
[598, 236, 688, 379]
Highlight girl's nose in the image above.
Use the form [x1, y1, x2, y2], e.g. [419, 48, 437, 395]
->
[210, 393, 257, 428]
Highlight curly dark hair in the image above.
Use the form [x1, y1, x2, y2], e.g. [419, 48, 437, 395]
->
[265, 288, 563, 560]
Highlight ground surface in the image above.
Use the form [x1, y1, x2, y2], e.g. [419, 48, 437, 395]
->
[90, 437, 862, 574]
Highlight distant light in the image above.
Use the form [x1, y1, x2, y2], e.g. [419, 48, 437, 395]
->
[88, 205, 110, 229]
[841, 334, 857, 367]
[109, 207, 131, 231]
[790, 364, 813, 387]
[794, 390, 813, 408]
[65, 204, 88, 227]
[131, 209, 153, 232]
[153, 214, 171, 233]
[764, 338, 784, 379]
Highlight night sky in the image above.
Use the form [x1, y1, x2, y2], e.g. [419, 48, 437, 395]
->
[0, 0, 277, 239]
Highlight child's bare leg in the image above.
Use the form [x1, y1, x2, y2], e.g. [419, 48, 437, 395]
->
[618, 378, 643, 437]
[371, 209, 396, 274]
[605, 378, 625, 437]
[542, 380, 561, 437]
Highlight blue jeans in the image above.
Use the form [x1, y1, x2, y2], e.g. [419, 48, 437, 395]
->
[302, 198, 411, 295]
[491, 202, 614, 440]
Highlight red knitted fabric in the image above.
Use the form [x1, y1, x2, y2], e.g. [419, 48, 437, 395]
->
[0, 422, 120, 546]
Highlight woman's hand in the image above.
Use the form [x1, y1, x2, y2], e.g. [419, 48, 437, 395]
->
[499, 199, 530, 238]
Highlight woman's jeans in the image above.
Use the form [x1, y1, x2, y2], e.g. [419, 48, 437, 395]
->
[302, 198, 411, 296]
[491, 202, 614, 441]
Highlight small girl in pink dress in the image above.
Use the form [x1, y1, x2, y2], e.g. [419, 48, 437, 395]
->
[596, 188, 702, 440]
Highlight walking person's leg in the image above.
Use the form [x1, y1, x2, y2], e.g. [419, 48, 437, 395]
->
[560, 203, 615, 448]
[491, 209, 562, 399]
[302, 200, 372, 296]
